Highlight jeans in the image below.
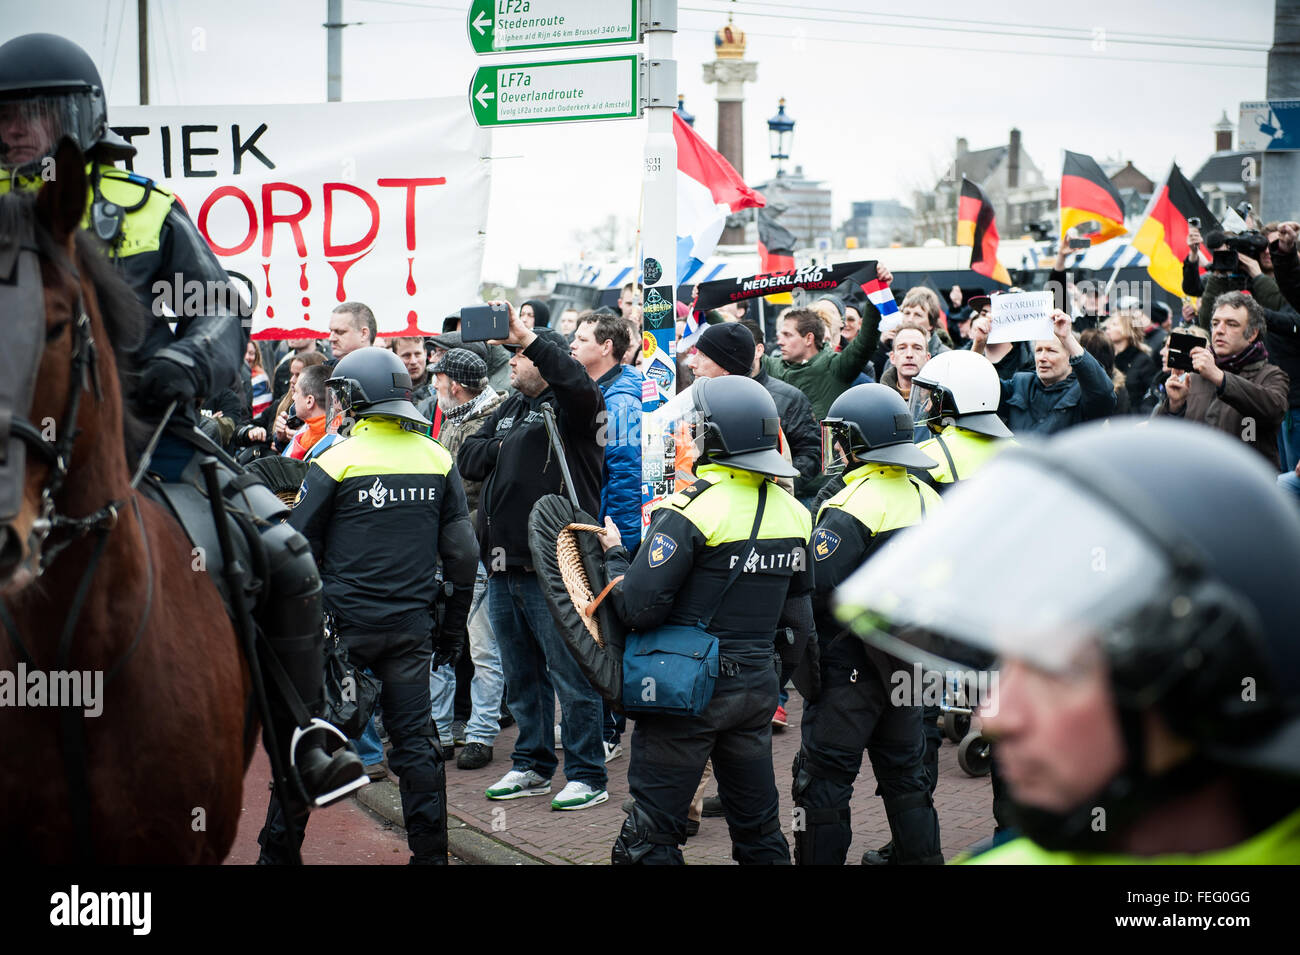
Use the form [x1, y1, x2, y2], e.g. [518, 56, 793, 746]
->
[355, 713, 384, 765]
[430, 567, 505, 746]
[486, 569, 607, 789]
[1278, 408, 1300, 473]
[1280, 470, 1300, 502]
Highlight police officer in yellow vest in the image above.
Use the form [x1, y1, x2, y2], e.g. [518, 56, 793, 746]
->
[852, 348, 1019, 865]
[910, 349, 1017, 489]
[792, 384, 944, 865]
[0, 34, 366, 812]
[598, 375, 814, 864]
[836, 421, 1300, 864]
[260, 348, 478, 864]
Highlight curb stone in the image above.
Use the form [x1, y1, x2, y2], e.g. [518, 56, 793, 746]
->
[355, 779, 547, 866]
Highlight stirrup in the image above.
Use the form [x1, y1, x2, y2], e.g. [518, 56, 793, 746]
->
[291, 718, 368, 808]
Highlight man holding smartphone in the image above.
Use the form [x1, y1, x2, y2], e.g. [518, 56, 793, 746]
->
[1156, 292, 1289, 468]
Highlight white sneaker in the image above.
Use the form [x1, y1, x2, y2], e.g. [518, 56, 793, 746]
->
[554, 723, 562, 749]
[603, 741, 624, 763]
[485, 769, 551, 800]
[550, 780, 609, 811]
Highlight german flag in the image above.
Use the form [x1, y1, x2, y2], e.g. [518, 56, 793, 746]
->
[957, 178, 1011, 285]
[1060, 150, 1127, 245]
[1131, 163, 1220, 296]
[757, 207, 798, 303]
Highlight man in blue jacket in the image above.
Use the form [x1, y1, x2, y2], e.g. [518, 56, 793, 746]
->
[571, 311, 644, 549]
[571, 311, 643, 761]
[970, 308, 1116, 434]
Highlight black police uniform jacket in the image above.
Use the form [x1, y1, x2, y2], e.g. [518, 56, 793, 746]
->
[458, 335, 605, 572]
[604, 464, 814, 666]
[289, 417, 479, 636]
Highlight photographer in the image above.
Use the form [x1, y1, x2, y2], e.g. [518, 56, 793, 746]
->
[1261, 222, 1300, 470]
[1155, 291, 1289, 469]
[1192, 226, 1285, 327]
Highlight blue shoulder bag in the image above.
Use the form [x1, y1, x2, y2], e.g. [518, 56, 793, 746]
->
[622, 482, 768, 718]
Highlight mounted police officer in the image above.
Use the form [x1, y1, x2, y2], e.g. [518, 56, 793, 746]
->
[598, 374, 814, 864]
[836, 421, 1300, 864]
[792, 384, 944, 865]
[259, 347, 478, 864]
[0, 34, 364, 812]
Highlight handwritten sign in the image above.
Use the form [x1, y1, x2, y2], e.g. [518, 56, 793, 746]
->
[988, 290, 1053, 344]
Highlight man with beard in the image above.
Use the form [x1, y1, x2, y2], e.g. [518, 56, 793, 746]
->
[427, 349, 507, 771]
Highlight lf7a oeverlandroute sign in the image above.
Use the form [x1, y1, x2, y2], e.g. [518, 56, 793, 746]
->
[468, 0, 640, 54]
[468, 55, 640, 127]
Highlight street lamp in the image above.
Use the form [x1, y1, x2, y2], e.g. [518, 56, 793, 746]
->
[767, 98, 795, 177]
[675, 94, 695, 127]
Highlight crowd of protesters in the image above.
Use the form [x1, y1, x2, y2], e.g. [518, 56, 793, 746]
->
[200, 214, 1299, 856]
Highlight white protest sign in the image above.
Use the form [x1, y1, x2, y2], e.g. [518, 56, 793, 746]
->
[987, 290, 1054, 344]
[112, 100, 491, 339]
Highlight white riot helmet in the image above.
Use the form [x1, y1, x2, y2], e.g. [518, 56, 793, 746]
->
[908, 349, 1012, 438]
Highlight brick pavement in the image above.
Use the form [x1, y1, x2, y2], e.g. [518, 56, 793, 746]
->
[435, 695, 995, 864]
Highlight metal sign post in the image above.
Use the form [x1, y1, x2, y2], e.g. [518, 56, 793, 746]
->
[638, 0, 679, 530]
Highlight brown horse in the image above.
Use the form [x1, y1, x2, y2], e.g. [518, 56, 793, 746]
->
[0, 143, 252, 863]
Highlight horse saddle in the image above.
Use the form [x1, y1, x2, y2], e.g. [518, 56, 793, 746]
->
[138, 455, 286, 618]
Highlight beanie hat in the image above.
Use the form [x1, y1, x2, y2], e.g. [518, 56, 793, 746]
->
[695, 322, 757, 377]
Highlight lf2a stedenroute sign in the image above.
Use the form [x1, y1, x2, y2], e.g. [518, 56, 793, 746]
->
[468, 0, 640, 54]
[469, 55, 640, 127]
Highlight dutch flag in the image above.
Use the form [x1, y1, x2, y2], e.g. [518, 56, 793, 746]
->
[674, 113, 765, 286]
[862, 277, 898, 319]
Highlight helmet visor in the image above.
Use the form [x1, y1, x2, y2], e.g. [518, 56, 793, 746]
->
[641, 382, 706, 491]
[323, 380, 357, 437]
[0, 92, 98, 171]
[820, 418, 853, 475]
[907, 381, 939, 431]
[833, 454, 1173, 675]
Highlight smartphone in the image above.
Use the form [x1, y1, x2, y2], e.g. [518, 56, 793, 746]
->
[1067, 237, 1091, 250]
[460, 303, 509, 342]
[1188, 217, 1201, 230]
[1167, 331, 1201, 372]
[287, 414, 304, 430]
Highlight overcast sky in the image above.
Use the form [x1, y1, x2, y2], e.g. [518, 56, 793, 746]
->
[5, 0, 1277, 282]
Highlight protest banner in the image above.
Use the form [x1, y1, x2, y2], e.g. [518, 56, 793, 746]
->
[987, 290, 1054, 343]
[111, 99, 492, 339]
[693, 260, 877, 314]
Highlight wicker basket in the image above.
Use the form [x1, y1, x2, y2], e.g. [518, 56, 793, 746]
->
[556, 523, 606, 646]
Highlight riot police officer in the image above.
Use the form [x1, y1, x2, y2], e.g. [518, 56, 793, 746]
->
[910, 349, 1017, 488]
[859, 349, 1018, 865]
[792, 384, 944, 865]
[0, 33, 363, 812]
[836, 421, 1300, 863]
[598, 374, 814, 864]
[259, 347, 478, 864]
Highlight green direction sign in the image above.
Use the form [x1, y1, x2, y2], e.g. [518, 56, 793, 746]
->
[468, 0, 639, 54]
[469, 55, 640, 127]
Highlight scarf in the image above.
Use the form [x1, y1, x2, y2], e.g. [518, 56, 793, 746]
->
[1215, 338, 1269, 375]
[288, 414, 328, 460]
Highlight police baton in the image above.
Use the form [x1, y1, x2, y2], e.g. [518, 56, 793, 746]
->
[540, 404, 581, 511]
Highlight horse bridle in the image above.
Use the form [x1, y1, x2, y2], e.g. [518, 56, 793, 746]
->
[14, 290, 126, 574]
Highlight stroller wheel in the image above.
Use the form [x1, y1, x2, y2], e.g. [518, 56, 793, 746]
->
[957, 731, 992, 777]
[942, 711, 971, 743]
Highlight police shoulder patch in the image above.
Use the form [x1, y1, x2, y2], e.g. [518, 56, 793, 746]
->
[812, 527, 841, 561]
[646, 532, 678, 568]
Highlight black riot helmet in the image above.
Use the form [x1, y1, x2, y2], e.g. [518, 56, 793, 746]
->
[836, 420, 1300, 846]
[691, 374, 798, 478]
[0, 34, 135, 174]
[821, 383, 937, 472]
[327, 346, 429, 428]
